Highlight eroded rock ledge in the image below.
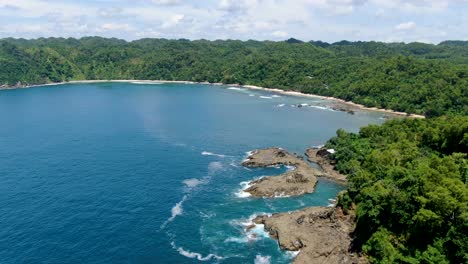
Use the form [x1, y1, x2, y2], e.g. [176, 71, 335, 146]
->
[254, 207, 365, 264]
[241, 148, 322, 197]
[305, 147, 347, 183]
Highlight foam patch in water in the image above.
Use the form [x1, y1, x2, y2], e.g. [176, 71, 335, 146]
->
[227, 87, 245, 91]
[201, 151, 226, 158]
[171, 242, 223, 261]
[161, 195, 187, 229]
[254, 255, 272, 264]
[183, 178, 204, 188]
[226, 214, 271, 244]
[234, 180, 253, 198]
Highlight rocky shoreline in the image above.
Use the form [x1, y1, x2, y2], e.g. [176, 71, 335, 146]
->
[254, 207, 365, 264]
[241, 147, 347, 197]
[241, 147, 364, 263]
[241, 148, 322, 197]
[305, 147, 347, 183]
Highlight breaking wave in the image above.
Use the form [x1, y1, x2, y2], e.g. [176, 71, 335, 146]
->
[171, 242, 223, 261]
[201, 151, 226, 158]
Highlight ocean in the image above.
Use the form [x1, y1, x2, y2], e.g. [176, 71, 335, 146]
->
[0, 82, 384, 263]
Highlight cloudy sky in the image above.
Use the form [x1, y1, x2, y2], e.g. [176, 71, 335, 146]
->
[0, 0, 467, 43]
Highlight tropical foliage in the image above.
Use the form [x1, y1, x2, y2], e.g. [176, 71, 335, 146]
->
[328, 116, 468, 263]
[1, 37, 467, 116]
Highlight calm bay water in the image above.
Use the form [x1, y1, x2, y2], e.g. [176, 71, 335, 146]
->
[0, 82, 384, 263]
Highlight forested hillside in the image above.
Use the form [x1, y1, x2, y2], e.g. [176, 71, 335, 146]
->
[328, 116, 467, 263]
[1, 37, 467, 117]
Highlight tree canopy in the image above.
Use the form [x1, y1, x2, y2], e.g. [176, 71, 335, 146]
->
[1, 37, 467, 117]
[327, 116, 468, 263]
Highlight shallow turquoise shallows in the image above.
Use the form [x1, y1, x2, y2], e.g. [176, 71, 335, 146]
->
[0, 82, 384, 264]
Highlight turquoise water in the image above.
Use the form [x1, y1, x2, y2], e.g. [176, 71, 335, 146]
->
[0, 82, 384, 263]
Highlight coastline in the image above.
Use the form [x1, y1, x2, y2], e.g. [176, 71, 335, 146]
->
[0, 80, 425, 119]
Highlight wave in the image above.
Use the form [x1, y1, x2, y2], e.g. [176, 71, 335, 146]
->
[161, 195, 187, 229]
[249, 94, 255, 97]
[227, 87, 245, 91]
[276, 104, 285, 107]
[259, 96, 273, 99]
[171, 242, 223, 261]
[226, 214, 271, 244]
[271, 95, 281, 98]
[234, 180, 253, 198]
[201, 151, 226, 158]
[255, 255, 272, 264]
[309, 105, 334, 111]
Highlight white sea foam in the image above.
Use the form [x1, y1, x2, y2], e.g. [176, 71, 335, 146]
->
[254, 255, 272, 264]
[171, 242, 223, 261]
[227, 87, 245, 91]
[235, 180, 253, 198]
[227, 214, 271, 244]
[199, 211, 216, 219]
[285, 165, 296, 171]
[300, 103, 309, 106]
[249, 94, 255, 97]
[183, 178, 204, 188]
[161, 195, 187, 229]
[208, 161, 223, 174]
[271, 95, 281, 98]
[277, 104, 286, 107]
[259, 96, 273, 99]
[273, 192, 291, 198]
[286, 250, 301, 258]
[201, 151, 226, 158]
[309, 105, 333, 111]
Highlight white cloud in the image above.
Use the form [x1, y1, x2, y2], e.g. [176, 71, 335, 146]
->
[152, 0, 182, 6]
[161, 14, 186, 28]
[0, 0, 466, 43]
[99, 23, 134, 32]
[272, 30, 288, 38]
[395, 21, 416, 30]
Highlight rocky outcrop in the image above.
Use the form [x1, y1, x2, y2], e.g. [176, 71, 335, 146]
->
[241, 148, 322, 197]
[330, 103, 356, 115]
[254, 207, 365, 264]
[305, 147, 347, 183]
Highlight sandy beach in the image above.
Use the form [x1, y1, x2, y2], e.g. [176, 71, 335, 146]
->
[1, 80, 425, 119]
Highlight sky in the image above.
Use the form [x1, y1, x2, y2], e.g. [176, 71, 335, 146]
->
[0, 0, 467, 43]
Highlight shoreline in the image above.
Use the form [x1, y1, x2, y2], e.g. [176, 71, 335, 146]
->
[0, 80, 425, 118]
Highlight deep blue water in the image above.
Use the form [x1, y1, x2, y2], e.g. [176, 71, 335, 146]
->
[0, 82, 384, 263]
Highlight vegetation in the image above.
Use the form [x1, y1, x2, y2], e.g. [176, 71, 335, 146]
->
[0, 37, 466, 263]
[329, 116, 467, 263]
[1, 37, 467, 116]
